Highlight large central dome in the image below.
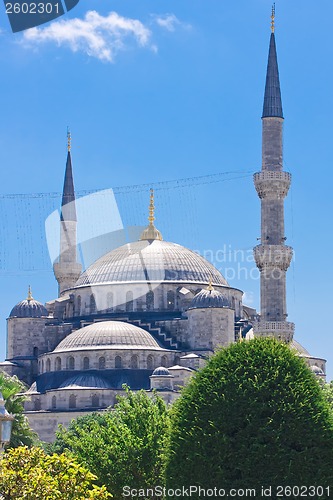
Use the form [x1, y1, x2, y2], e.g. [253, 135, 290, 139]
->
[75, 240, 228, 287]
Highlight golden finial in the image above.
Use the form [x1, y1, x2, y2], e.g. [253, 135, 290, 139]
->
[67, 127, 71, 152]
[271, 3, 275, 33]
[207, 275, 214, 291]
[139, 188, 163, 241]
[148, 188, 155, 225]
[27, 285, 33, 302]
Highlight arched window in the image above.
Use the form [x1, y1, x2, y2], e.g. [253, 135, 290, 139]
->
[91, 394, 100, 407]
[52, 396, 57, 409]
[107, 292, 113, 311]
[161, 355, 167, 367]
[69, 394, 76, 409]
[146, 291, 154, 311]
[147, 355, 154, 370]
[46, 358, 51, 372]
[99, 357, 106, 370]
[115, 356, 122, 369]
[67, 356, 75, 370]
[131, 355, 139, 369]
[33, 347, 39, 358]
[174, 356, 181, 366]
[34, 399, 41, 411]
[76, 295, 81, 315]
[55, 357, 62, 371]
[83, 357, 90, 370]
[126, 291, 134, 312]
[90, 294, 96, 314]
[167, 290, 175, 310]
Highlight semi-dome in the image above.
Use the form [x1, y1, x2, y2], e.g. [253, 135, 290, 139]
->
[9, 288, 48, 318]
[54, 321, 163, 353]
[59, 374, 110, 389]
[75, 240, 228, 288]
[189, 285, 228, 310]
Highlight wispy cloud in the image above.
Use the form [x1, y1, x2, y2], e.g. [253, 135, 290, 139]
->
[153, 14, 191, 32]
[23, 10, 153, 62]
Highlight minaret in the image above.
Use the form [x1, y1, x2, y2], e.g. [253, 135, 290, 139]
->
[53, 130, 82, 295]
[253, 6, 294, 342]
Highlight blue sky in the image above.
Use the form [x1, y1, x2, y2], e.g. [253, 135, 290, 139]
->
[0, 1, 332, 378]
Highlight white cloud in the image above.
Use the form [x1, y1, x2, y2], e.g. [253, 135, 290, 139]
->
[153, 14, 191, 32]
[23, 10, 153, 62]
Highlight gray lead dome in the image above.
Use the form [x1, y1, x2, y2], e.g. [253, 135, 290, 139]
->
[75, 240, 228, 287]
[10, 299, 48, 318]
[189, 288, 228, 310]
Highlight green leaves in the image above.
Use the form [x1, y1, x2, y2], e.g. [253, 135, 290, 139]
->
[0, 372, 39, 449]
[50, 388, 170, 498]
[166, 338, 333, 496]
[0, 446, 111, 499]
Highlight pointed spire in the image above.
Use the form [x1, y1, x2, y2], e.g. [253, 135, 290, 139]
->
[262, 6, 283, 119]
[27, 285, 33, 302]
[140, 189, 163, 241]
[61, 128, 77, 222]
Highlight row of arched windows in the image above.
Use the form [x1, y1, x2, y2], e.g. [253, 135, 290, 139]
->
[40, 354, 170, 373]
[40, 394, 101, 411]
[73, 290, 177, 315]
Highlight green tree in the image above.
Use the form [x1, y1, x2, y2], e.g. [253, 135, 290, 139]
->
[0, 372, 38, 448]
[0, 446, 111, 499]
[166, 338, 333, 497]
[51, 388, 169, 498]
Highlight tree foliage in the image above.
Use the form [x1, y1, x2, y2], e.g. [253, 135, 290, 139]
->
[166, 338, 333, 496]
[0, 446, 111, 499]
[50, 388, 169, 498]
[0, 372, 38, 448]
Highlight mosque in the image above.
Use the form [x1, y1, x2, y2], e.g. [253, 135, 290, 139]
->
[0, 12, 327, 442]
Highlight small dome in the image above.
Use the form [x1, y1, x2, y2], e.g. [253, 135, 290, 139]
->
[189, 287, 228, 310]
[10, 289, 48, 319]
[310, 365, 324, 375]
[54, 321, 163, 352]
[59, 374, 110, 389]
[152, 367, 171, 376]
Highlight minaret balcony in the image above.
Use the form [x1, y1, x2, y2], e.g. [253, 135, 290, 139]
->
[253, 320, 295, 343]
[254, 171, 291, 199]
[254, 244, 293, 271]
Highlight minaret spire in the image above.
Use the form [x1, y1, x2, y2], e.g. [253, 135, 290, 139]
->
[253, 9, 294, 343]
[53, 130, 82, 296]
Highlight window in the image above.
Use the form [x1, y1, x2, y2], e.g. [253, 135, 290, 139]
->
[52, 396, 56, 409]
[115, 356, 122, 369]
[67, 356, 75, 370]
[33, 347, 39, 357]
[131, 355, 139, 369]
[161, 355, 167, 367]
[91, 394, 100, 407]
[99, 357, 106, 370]
[69, 394, 76, 409]
[76, 295, 81, 315]
[147, 355, 154, 370]
[46, 358, 51, 372]
[83, 357, 90, 370]
[107, 292, 113, 311]
[55, 357, 62, 371]
[90, 294, 96, 314]
[126, 291, 134, 312]
[167, 290, 175, 310]
[34, 399, 41, 411]
[146, 291, 154, 311]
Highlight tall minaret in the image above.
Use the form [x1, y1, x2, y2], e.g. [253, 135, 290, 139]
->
[253, 6, 294, 342]
[53, 130, 82, 296]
